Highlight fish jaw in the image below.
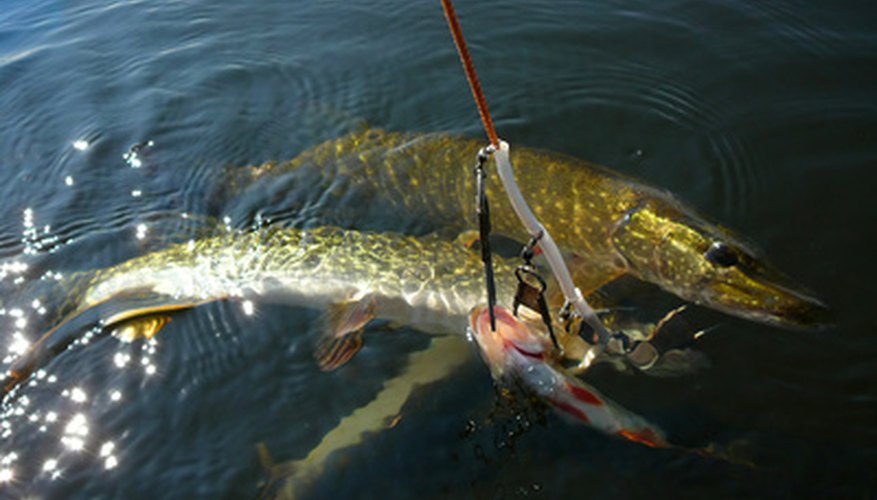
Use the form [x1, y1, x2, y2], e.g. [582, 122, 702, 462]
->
[468, 305, 550, 379]
[611, 198, 830, 330]
[469, 306, 669, 447]
[694, 263, 830, 330]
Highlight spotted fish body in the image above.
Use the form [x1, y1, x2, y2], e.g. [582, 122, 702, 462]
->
[2, 226, 523, 396]
[233, 129, 827, 329]
[79, 227, 504, 330]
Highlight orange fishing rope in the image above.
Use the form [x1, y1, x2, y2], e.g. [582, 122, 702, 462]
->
[440, 0, 499, 147]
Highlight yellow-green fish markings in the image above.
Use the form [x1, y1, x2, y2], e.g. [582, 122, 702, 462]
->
[233, 129, 827, 329]
[1, 226, 529, 396]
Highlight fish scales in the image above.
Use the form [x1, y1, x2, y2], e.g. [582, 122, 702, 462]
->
[236, 129, 827, 328]
[90, 227, 499, 317]
[2, 226, 527, 397]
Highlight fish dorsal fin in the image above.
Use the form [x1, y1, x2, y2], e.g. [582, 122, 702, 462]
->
[313, 296, 376, 371]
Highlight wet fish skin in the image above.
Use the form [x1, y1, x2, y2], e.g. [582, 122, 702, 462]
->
[470, 305, 761, 465]
[234, 129, 828, 329]
[470, 305, 669, 448]
[2, 226, 522, 397]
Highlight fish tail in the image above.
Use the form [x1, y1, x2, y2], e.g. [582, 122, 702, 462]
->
[553, 375, 670, 449]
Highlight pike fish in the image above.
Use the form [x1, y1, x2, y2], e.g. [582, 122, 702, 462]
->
[1, 226, 534, 397]
[231, 129, 828, 329]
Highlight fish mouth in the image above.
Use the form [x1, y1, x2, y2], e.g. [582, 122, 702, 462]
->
[468, 306, 509, 372]
[610, 197, 832, 331]
[468, 306, 484, 329]
[698, 273, 832, 331]
[731, 293, 830, 331]
[469, 305, 517, 338]
[469, 305, 551, 376]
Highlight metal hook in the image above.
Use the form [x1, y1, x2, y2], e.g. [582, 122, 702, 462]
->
[513, 264, 560, 350]
[519, 231, 543, 265]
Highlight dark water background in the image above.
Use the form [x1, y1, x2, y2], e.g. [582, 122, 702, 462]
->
[1, 0, 875, 497]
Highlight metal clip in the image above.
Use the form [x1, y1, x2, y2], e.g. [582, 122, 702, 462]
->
[520, 231, 543, 265]
[513, 265, 560, 350]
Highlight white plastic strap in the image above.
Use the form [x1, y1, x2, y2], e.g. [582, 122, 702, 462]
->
[493, 141, 612, 343]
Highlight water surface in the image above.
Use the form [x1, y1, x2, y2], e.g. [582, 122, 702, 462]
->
[1, 0, 875, 497]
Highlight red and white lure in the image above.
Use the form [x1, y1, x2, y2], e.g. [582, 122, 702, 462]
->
[469, 305, 668, 448]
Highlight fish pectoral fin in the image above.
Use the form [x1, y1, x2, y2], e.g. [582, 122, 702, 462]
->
[314, 297, 376, 371]
[315, 331, 364, 372]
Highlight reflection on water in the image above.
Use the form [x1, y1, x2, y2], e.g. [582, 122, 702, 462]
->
[1, 0, 876, 497]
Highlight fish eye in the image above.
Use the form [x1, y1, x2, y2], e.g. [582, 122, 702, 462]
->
[704, 241, 738, 267]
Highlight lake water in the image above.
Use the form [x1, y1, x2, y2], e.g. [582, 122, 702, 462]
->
[1, 0, 875, 498]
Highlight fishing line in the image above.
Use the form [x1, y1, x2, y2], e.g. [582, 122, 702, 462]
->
[439, 0, 612, 350]
[440, 0, 498, 147]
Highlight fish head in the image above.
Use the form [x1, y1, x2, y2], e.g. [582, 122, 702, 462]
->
[468, 306, 551, 378]
[610, 198, 830, 329]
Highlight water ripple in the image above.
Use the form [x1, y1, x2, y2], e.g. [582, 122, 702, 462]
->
[553, 61, 762, 217]
[744, 0, 854, 57]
